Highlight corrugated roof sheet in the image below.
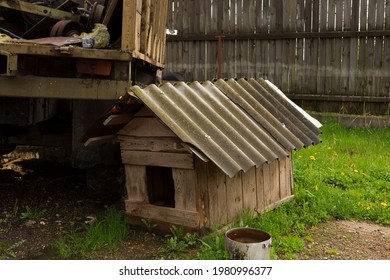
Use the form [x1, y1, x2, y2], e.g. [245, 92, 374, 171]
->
[130, 77, 322, 177]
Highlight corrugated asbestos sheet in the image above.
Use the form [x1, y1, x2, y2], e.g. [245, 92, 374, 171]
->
[130, 77, 322, 177]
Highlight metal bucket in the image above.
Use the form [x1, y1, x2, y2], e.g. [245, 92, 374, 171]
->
[225, 227, 272, 260]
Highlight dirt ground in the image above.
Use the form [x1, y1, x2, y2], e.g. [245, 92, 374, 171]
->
[1, 150, 389, 260]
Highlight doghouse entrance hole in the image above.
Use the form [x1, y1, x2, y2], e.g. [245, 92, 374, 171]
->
[146, 166, 175, 208]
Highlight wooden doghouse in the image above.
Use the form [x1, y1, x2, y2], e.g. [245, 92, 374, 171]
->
[117, 78, 322, 231]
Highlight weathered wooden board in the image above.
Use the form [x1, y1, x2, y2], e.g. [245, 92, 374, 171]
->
[125, 201, 199, 228]
[118, 117, 177, 137]
[262, 162, 272, 207]
[172, 168, 197, 211]
[121, 150, 194, 169]
[195, 157, 210, 228]
[118, 136, 188, 153]
[242, 167, 257, 214]
[125, 165, 148, 202]
[207, 162, 228, 227]
[225, 171, 243, 223]
[255, 165, 265, 213]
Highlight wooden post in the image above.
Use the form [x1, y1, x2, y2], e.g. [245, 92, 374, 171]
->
[121, 0, 142, 52]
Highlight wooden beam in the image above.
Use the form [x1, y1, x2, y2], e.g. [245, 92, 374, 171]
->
[0, 75, 127, 100]
[287, 94, 390, 103]
[121, 150, 194, 169]
[118, 136, 188, 153]
[84, 135, 116, 147]
[121, 0, 142, 52]
[125, 201, 199, 228]
[103, 114, 133, 126]
[0, 42, 133, 61]
[166, 30, 390, 41]
[102, 0, 119, 26]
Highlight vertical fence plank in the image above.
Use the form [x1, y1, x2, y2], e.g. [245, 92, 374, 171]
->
[295, 0, 305, 94]
[341, 0, 352, 97]
[332, 0, 344, 97]
[317, 0, 327, 96]
[267, 0, 276, 83]
[190, 0, 201, 81]
[302, 0, 312, 95]
[208, 0, 218, 79]
[373, 0, 386, 102]
[281, 0, 294, 92]
[254, 0, 263, 78]
[174, 0, 184, 77]
[275, 0, 283, 89]
[289, 0, 298, 94]
[349, 0, 360, 97]
[261, 0, 270, 79]
[310, 0, 320, 95]
[325, 0, 336, 96]
[247, 0, 257, 77]
[364, 0, 376, 101]
[220, 0, 229, 78]
[197, 0, 206, 81]
[357, 0, 368, 98]
[385, 0, 390, 115]
[226, 0, 236, 78]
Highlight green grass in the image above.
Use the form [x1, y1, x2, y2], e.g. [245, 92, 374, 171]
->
[57, 207, 128, 259]
[196, 120, 390, 259]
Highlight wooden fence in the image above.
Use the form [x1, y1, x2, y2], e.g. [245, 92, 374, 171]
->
[165, 0, 390, 116]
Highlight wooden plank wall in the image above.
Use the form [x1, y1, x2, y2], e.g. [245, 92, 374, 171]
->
[165, 0, 390, 116]
[122, 0, 168, 67]
[195, 156, 293, 228]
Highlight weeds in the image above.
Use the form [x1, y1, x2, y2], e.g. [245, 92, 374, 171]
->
[0, 240, 26, 259]
[57, 207, 128, 259]
[20, 206, 46, 223]
[158, 225, 200, 259]
[0, 199, 19, 234]
[141, 218, 157, 233]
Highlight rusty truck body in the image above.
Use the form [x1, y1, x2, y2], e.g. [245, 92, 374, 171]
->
[0, 0, 168, 167]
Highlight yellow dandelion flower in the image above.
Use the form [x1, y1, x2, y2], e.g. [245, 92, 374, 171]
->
[366, 206, 371, 210]
[353, 169, 358, 173]
[380, 202, 387, 207]
[309, 155, 316, 161]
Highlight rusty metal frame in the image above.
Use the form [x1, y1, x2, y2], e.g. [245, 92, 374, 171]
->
[0, 0, 80, 21]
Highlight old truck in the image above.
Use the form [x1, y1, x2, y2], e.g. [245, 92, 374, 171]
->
[0, 0, 168, 168]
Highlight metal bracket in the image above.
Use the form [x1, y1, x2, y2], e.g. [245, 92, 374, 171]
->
[0, 50, 17, 76]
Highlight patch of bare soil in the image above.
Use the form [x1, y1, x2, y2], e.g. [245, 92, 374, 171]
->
[298, 220, 390, 260]
[1, 151, 389, 260]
